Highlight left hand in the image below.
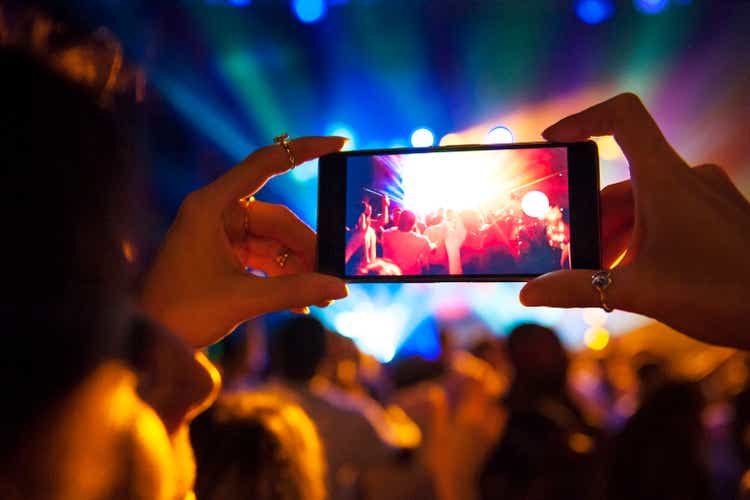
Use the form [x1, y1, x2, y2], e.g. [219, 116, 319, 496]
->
[141, 136, 349, 348]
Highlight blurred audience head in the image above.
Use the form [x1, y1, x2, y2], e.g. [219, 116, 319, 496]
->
[268, 316, 327, 383]
[398, 210, 417, 232]
[608, 380, 709, 500]
[192, 392, 326, 500]
[506, 323, 568, 397]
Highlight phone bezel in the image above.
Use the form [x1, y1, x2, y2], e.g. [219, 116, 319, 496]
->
[317, 141, 600, 282]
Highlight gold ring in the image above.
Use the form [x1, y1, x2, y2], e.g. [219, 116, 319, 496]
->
[591, 270, 614, 312]
[273, 133, 296, 168]
[240, 195, 256, 238]
[275, 247, 292, 269]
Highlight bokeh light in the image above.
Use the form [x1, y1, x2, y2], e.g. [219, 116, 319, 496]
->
[292, 0, 327, 23]
[484, 125, 514, 144]
[439, 133, 463, 146]
[410, 128, 435, 147]
[633, 0, 669, 15]
[521, 190, 550, 219]
[584, 327, 610, 350]
[575, 0, 614, 25]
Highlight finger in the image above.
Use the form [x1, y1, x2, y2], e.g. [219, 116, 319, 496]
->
[238, 272, 348, 313]
[244, 202, 317, 266]
[542, 93, 686, 183]
[212, 136, 347, 203]
[519, 267, 638, 311]
[600, 180, 635, 265]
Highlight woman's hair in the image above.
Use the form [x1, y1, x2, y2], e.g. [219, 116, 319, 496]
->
[0, 44, 144, 464]
[191, 392, 327, 500]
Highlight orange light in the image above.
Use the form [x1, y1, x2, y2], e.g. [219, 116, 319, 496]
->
[122, 240, 136, 263]
[594, 135, 623, 161]
[439, 133, 462, 146]
[609, 248, 628, 269]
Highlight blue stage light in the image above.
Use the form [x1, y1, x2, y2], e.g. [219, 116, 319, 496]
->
[575, 0, 614, 24]
[293, 0, 327, 23]
[410, 128, 434, 147]
[633, 0, 669, 15]
[484, 125, 515, 144]
[228, 0, 252, 6]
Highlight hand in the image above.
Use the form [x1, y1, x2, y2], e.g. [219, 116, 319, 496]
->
[141, 137, 349, 348]
[520, 93, 750, 348]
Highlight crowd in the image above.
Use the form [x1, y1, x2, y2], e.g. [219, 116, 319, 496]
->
[198, 316, 750, 500]
[2, 5, 750, 499]
[346, 194, 570, 276]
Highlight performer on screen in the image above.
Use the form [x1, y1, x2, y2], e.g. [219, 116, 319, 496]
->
[345, 201, 377, 270]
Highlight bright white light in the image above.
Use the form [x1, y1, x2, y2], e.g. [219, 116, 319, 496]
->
[484, 126, 514, 144]
[397, 150, 511, 215]
[521, 190, 550, 218]
[410, 128, 435, 147]
[333, 304, 408, 362]
[326, 123, 355, 150]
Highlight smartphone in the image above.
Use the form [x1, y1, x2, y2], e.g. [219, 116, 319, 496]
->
[317, 141, 600, 282]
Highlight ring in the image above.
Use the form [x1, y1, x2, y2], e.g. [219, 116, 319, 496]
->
[591, 270, 614, 312]
[240, 195, 256, 238]
[275, 247, 292, 269]
[273, 133, 296, 169]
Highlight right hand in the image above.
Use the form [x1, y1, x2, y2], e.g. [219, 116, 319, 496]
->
[520, 93, 750, 348]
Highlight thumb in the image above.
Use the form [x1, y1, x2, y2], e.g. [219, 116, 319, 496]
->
[519, 267, 636, 310]
[242, 273, 348, 314]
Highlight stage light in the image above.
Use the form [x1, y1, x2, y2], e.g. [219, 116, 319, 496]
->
[595, 135, 623, 161]
[410, 128, 435, 147]
[584, 327, 610, 350]
[521, 190, 550, 219]
[326, 123, 355, 150]
[484, 125, 514, 144]
[575, 0, 614, 24]
[582, 308, 608, 327]
[333, 305, 408, 362]
[228, 0, 252, 6]
[633, 0, 669, 15]
[439, 133, 462, 146]
[293, 0, 327, 23]
[291, 159, 318, 182]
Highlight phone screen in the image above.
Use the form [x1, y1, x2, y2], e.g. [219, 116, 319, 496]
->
[344, 147, 571, 277]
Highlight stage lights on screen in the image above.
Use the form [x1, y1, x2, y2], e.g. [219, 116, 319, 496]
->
[521, 190, 550, 219]
[484, 126, 514, 144]
[575, 0, 614, 24]
[633, 0, 669, 15]
[293, 0, 328, 23]
[410, 128, 435, 147]
[439, 133, 462, 146]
